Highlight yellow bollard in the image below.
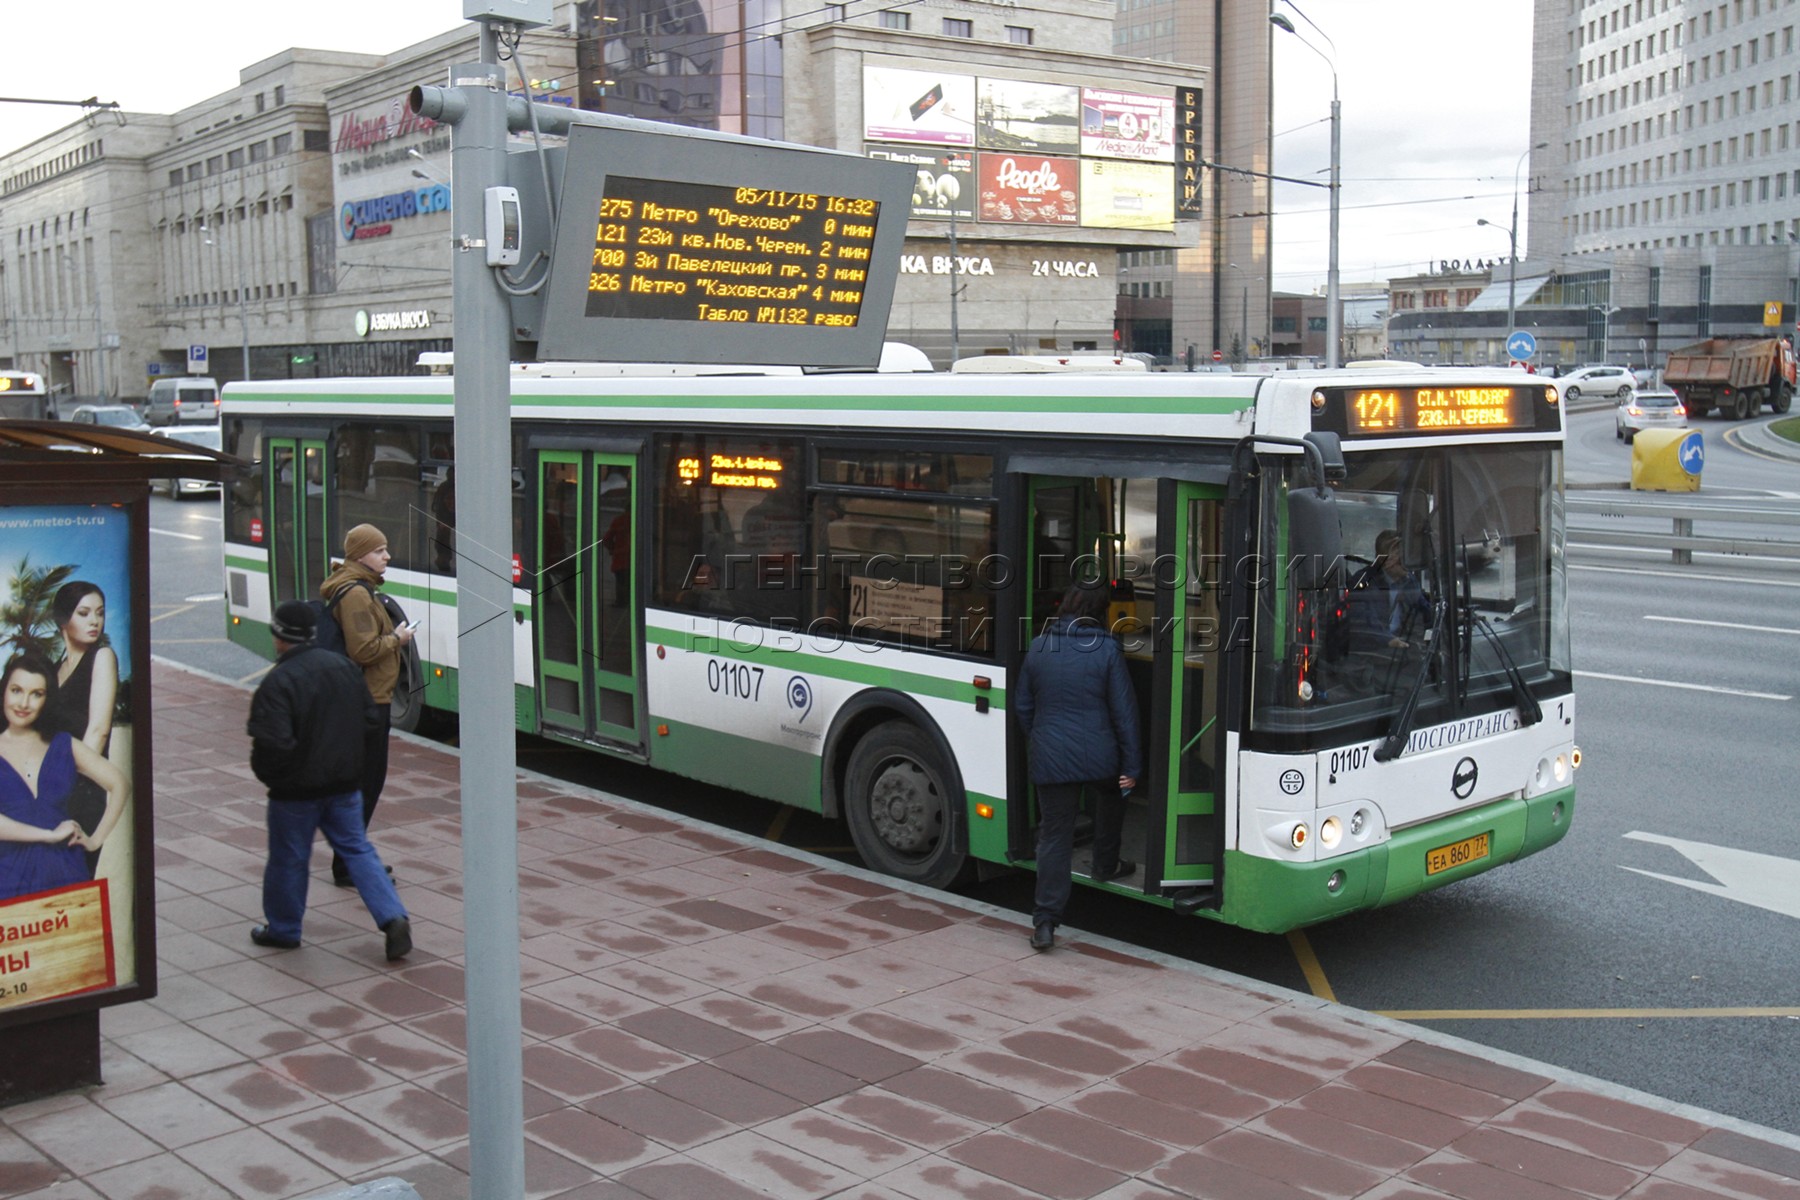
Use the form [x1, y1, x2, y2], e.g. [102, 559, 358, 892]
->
[1631, 428, 1703, 492]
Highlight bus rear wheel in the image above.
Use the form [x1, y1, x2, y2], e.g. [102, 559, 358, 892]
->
[844, 721, 970, 889]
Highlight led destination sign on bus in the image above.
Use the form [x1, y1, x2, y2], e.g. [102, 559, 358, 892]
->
[1339, 386, 1543, 435]
[540, 124, 912, 367]
[584, 178, 880, 328]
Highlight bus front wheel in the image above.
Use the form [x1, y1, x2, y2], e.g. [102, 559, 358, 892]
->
[844, 721, 970, 889]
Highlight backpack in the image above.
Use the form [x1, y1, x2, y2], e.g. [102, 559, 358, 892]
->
[306, 582, 374, 656]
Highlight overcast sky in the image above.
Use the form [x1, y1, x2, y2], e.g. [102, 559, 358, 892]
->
[2, 0, 1536, 296]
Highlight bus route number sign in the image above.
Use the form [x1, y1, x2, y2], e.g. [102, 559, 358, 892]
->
[1337, 386, 1541, 436]
[540, 124, 913, 368]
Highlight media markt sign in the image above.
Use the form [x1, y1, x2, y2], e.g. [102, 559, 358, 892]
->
[354, 309, 433, 337]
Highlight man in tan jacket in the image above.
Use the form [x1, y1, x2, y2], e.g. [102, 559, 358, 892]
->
[320, 523, 414, 887]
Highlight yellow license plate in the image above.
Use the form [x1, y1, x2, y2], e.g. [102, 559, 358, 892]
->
[1425, 831, 1490, 875]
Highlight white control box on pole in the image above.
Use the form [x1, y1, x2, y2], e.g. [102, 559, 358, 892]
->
[484, 186, 522, 266]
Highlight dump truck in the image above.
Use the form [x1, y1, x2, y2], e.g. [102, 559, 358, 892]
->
[1663, 336, 1796, 420]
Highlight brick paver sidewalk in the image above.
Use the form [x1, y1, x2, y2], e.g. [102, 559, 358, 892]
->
[3, 661, 1797, 1199]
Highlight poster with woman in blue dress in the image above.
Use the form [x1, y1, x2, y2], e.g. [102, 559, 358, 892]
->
[0, 503, 136, 1009]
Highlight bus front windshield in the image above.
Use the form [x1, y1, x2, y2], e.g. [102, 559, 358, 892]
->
[1249, 443, 1570, 744]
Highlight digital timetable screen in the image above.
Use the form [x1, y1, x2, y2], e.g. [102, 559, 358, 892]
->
[540, 124, 913, 367]
[1314, 384, 1560, 438]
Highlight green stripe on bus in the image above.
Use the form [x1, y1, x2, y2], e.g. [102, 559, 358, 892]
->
[225, 554, 266, 573]
[228, 392, 1249, 417]
[650, 717, 823, 811]
[645, 622, 1005, 708]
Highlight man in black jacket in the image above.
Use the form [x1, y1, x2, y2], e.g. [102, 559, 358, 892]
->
[247, 600, 412, 960]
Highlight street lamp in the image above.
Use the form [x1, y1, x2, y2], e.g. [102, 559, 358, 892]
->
[1227, 262, 1261, 363]
[1590, 304, 1621, 363]
[1270, 6, 1340, 368]
[201, 218, 252, 383]
[1480, 141, 1549, 340]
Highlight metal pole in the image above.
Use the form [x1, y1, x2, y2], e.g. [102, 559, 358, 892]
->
[1326, 91, 1340, 368]
[946, 189, 961, 364]
[1241, 284, 1248, 360]
[449, 28, 525, 1199]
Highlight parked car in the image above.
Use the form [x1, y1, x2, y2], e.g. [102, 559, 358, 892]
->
[144, 376, 220, 426]
[1559, 364, 1636, 400]
[155, 424, 223, 498]
[67, 404, 150, 433]
[1615, 388, 1687, 442]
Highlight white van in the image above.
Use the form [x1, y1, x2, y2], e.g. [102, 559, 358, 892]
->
[145, 376, 219, 426]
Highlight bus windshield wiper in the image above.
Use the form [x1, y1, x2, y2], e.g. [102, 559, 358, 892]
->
[1373, 597, 1447, 762]
[1469, 607, 1543, 727]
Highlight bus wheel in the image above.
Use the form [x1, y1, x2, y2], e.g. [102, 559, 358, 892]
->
[390, 681, 428, 734]
[844, 721, 970, 889]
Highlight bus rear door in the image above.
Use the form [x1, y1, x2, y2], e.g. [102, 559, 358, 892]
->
[534, 450, 642, 752]
[266, 436, 332, 611]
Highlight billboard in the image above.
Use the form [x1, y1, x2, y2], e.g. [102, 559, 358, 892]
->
[0, 504, 141, 1015]
[976, 79, 1079, 154]
[863, 67, 976, 146]
[1079, 159, 1175, 229]
[1080, 88, 1176, 162]
[977, 154, 1079, 226]
[867, 147, 976, 221]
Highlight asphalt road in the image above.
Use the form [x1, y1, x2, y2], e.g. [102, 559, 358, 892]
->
[145, 412, 1800, 1136]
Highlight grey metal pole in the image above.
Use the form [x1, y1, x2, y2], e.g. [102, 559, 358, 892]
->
[448, 28, 526, 1199]
[1326, 92, 1340, 368]
[947, 203, 961, 364]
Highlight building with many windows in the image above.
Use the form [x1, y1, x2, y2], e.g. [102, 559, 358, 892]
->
[2, 1, 1271, 397]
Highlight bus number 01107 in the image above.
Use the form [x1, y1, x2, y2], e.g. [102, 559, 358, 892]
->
[707, 658, 763, 701]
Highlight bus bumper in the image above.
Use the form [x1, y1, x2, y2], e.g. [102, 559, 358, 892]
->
[1216, 785, 1576, 934]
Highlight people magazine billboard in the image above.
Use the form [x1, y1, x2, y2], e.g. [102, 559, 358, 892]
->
[978, 154, 1079, 226]
[1079, 88, 1176, 163]
[1, 504, 141, 1014]
[863, 66, 976, 147]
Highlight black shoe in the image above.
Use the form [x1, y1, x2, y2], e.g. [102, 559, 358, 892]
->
[383, 916, 413, 962]
[250, 925, 300, 950]
[1092, 860, 1135, 882]
[1029, 922, 1055, 951]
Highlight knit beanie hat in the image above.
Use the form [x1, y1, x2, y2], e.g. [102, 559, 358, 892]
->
[271, 600, 316, 644]
[344, 523, 387, 562]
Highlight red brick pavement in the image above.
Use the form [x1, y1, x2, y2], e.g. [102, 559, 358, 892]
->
[2, 661, 1797, 1199]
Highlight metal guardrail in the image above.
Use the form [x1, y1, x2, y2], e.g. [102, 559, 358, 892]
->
[1565, 495, 1800, 564]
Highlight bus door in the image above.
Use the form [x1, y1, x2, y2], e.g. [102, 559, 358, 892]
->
[266, 436, 331, 609]
[1147, 481, 1226, 902]
[534, 450, 641, 751]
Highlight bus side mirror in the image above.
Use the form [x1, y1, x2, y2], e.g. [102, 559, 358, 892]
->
[1287, 485, 1343, 590]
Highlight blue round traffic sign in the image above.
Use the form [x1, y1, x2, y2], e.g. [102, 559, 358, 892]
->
[1506, 330, 1537, 361]
[1678, 431, 1704, 476]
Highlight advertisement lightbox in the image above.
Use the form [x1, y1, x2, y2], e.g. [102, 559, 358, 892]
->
[1079, 159, 1175, 229]
[1079, 87, 1176, 162]
[863, 67, 976, 147]
[976, 79, 1079, 154]
[977, 153, 1079, 226]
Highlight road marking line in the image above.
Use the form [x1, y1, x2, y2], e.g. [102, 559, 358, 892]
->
[150, 527, 203, 541]
[1573, 670, 1790, 701]
[1378, 1007, 1800, 1020]
[1644, 615, 1800, 635]
[182, 593, 223, 603]
[149, 638, 234, 644]
[151, 603, 199, 623]
[1286, 929, 1337, 1003]
[236, 665, 273, 685]
[1571, 563, 1800, 588]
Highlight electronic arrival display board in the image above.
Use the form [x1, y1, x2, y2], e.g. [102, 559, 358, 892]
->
[540, 123, 913, 367]
[1312, 383, 1563, 439]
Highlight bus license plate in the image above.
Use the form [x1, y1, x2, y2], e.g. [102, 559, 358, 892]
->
[1426, 831, 1490, 875]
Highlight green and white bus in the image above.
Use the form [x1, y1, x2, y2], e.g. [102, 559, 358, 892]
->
[220, 356, 1579, 933]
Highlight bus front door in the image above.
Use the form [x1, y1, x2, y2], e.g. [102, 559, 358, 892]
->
[266, 436, 331, 613]
[535, 451, 641, 752]
[1148, 481, 1225, 903]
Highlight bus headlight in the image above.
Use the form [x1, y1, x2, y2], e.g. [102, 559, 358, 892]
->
[1319, 816, 1343, 849]
[1553, 754, 1569, 783]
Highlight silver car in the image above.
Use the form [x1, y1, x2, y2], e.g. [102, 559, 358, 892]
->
[1615, 388, 1687, 442]
[1560, 364, 1636, 400]
[156, 424, 224, 498]
[67, 404, 151, 433]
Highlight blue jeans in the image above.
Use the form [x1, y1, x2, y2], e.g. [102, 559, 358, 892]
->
[1033, 779, 1125, 926]
[263, 790, 405, 942]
